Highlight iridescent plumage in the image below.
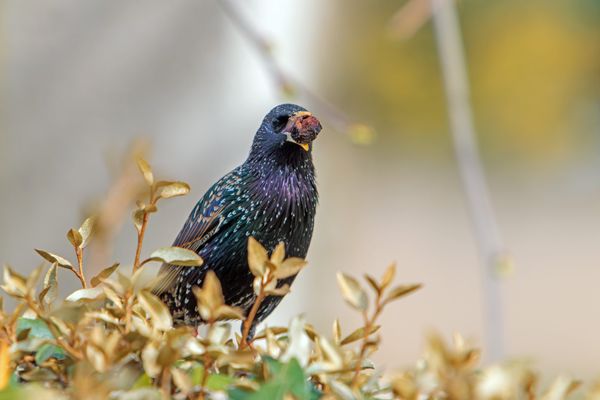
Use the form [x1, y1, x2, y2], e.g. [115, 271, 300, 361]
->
[155, 104, 322, 331]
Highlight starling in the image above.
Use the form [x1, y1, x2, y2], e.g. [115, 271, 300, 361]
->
[154, 104, 322, 333]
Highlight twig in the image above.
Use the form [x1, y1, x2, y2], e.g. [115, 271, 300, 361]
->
[216, 0, 368, 138]
[75, 247, 87, 288]
[133, 187, 157, 273]
[430, 0, 507, 361]
[351, 291, 384, 388]
[240, 285, 266, 349]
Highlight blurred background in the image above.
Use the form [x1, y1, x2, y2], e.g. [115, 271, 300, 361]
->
[2, 0, 600, 381]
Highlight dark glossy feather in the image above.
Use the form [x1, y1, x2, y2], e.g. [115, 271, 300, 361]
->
[155, 104, 321, 329]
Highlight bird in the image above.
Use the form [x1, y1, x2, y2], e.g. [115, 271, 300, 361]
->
[154, 103, 322, 335]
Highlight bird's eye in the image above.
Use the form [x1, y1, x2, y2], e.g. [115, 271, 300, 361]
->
[272, 115, 289, 132]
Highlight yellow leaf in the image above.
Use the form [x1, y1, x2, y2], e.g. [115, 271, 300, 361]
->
[192, 270, 225, 320]
[138, 290, 172, 331]
[336, 272, 368, 312]
[247, 237, 268, 278]
[381, 263, 396, 290]
[273, 258, 307, 280]
[136, 156, 154, 186]
[67, 228, 83, 248]
[34, 249, 74, 270]
[65, 287, 104, 302]
[384, 283, 422, 304]
[364, 274, 380, 294]
[265, 284, 290, 297]
[156, 181, 191, 199]
[145, 247, 203, 267]
[78, 217, 96, 248]
[214, 305, 245, 321]
[270, 242, 286, 265]
[340, 325, 381, 346]
[91, 263, 120, 287]
[1, 265, 28, 297]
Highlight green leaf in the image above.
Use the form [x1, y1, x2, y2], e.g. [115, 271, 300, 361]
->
[34, 343, 65, 364]
[240, 358, 313, 400]
[16, 318, 53, 340]
[132, 373, 153, 389]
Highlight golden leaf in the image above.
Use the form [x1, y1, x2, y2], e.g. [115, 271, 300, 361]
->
[340, 325, 381, 346]
[136, 156, 154, 186]
[90, 263, 120, 287]
[39, 263, 58, 306]
[273, 258, 307, 280]
[1, 265, 28, 297]
[171, 367, 192, 394]
[145, 247, 203, 267]
[192, 271, 225, 321]
[381, 263, 396, 290]
[65, 286, 104, 302]
[67, 228, 83, 248]
[138, 290, 172, 331]
[34, 249, 74, 270]
[270, 242, 286, 265]
[332, 319, 342, 344]
[214, 305, 245, 321]
[336, 272, 368, 312]
[132, 209, 145, 234]
[384, 283, 422, 304]
[78, 217, 96, 248]
[142, 342, 161, 378]
[155, 181, 191, 199]
[265, 284, 290, 297]
[86, 344, 107, 373]
[364, 274, 380, 294]
[247, 237, 268, 278]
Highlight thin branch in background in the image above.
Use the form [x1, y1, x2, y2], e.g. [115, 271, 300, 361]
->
[430, 0, 509, 361]
[216, 0, 375, 145]
[86, 141, 148, 273]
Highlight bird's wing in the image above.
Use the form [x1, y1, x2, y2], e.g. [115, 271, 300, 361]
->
[152, 169, 242, 294]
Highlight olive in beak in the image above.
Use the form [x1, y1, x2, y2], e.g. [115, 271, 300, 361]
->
[283, 111, 322, 151]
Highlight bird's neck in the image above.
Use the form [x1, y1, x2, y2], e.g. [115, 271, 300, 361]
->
[244, 151, 317, 203]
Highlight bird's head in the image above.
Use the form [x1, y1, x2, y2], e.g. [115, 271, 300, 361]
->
[250, 104, 323, 161]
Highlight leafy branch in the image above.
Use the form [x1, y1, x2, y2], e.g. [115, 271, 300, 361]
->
[240, 237, 307, 349]
[132, 156, 191, 273]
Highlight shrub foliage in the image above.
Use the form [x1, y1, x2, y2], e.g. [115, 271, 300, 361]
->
[0, 155, 593, 399]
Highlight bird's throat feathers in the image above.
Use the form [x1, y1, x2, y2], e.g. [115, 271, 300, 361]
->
[245, 151, 317, 216]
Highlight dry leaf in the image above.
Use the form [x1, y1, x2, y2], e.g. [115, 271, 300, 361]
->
[67, 228, 83, 248]
[340, 325, 381, 345]
[336, 272, 368, 312]
[248, 237, 268, 278]
[35, 249, 74, 270]
[78, 217, 96, 248]
[136, 156, 154, 186]
[145, 247, 203, 267]
[273, 258, 306, 280]
[155, 181, 191, 199]
[90, 263, 120, 287]
[138, 290, 172, 331]
[384, 283, 422, 304]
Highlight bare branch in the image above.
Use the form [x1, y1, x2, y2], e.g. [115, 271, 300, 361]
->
[430, 0, 509, 361]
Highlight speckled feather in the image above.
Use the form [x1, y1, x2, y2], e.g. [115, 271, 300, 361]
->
[155, 104, 320, 330]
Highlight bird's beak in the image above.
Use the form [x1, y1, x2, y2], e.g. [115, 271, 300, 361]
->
[283, 111, 320, 152]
